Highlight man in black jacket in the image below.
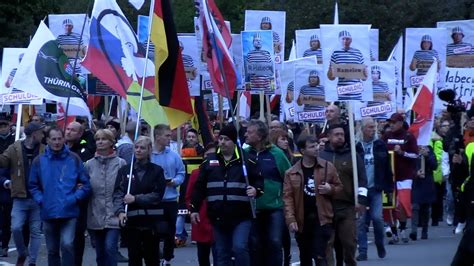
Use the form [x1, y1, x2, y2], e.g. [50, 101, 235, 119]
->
[355, 117, 393, 261]
[190, 125, 262, 266]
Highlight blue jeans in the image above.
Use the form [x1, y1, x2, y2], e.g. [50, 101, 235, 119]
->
[11, 198, 41, 263]
[251, 209, 284, 266]
[43, 218, 76, 266]
[90, 229, 120, 266]
[213, 219, 252, 266]
[175, 214, 188, 240]
[357, 189, 384, 255]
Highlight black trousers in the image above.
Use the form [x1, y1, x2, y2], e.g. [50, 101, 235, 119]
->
[127, 228, 160, 266]
[295, 214, 332, 266]
[160, 201, 178, 261]
[74, 201, 88, 266]
[431, 182, 445, 223]
[0, 202, 12, 249]
[197, 242, 212, 266]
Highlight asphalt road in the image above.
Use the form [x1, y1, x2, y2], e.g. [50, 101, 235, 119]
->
[0, 222, 461, 265]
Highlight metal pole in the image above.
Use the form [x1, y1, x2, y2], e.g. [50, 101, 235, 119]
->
[124, 0, 156, 215]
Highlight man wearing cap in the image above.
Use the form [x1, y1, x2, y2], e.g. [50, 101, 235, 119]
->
[0, 122, 45, 265]
[245, 33, 274, 91]
[447, 26, 473, 56]
[297, 70, 327, 116]
[260, 16, 281, 54]
[366, 65, 391, 120]
[56, 18, 87, 75]
[382, 113, 418, 244]
[191, 124, 262, 266]
[327, 30, 368, 101]
[447, 26, 473, 67]
[303, 35, 322, 64]
[106, 119, 121, 142]
[409, 34, 440, 76]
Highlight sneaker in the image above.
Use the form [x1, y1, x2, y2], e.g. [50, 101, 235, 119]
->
[1, 248, 7, 257]
[174, 238, 186, 248]
[161, 260, 172, 266]
[16, 255, 27, 266]
[421, 231, 428, 239]
[117, 251, 128, 263]
[446, 215, 454, 226]
[376, 245, 386, 259]
[356, 253, 368, 261]
[455, 223, 466, 234]
[388, 235, 399, 245]
[409, 232, 417, 241]
[400, 230, 409, 243]
[385, 227, 393, 238]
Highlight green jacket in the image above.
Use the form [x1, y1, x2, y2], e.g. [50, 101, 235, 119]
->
[246, 144, 292, 210]
[430, 134, 444, 184]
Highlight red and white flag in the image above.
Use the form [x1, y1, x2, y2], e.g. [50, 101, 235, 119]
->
[238, 90, 251, 119]
[408, 60, 437, 146]
[199, 0, 237, 99]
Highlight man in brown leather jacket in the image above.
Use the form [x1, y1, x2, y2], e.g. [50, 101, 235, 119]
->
[283, 134, 342, 266]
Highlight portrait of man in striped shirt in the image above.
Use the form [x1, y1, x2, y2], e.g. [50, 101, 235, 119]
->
[179, 41, 197, 80]
[303, 34, 322, 64]
[297, 70, 326, 112]
[367, 65, 391, 120]
[327, 30, 368, 101]
[409, 34, 440, 76]
[446, 26, 473, 67]
[260, 16, 281, 54]
[56, 18, 87, 76]
[244, 32, 274, 91]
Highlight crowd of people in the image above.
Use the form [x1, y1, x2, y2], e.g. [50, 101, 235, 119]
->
[0, 103, 473, 266]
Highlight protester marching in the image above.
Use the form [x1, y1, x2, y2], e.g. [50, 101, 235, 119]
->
[0, 0, 473, 266]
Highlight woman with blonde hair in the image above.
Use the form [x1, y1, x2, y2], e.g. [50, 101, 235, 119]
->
[85, 129, 127, 266]
[113, 136, 167, 265]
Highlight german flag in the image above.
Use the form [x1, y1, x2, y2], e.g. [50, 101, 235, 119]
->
[152, 0, 193, 129]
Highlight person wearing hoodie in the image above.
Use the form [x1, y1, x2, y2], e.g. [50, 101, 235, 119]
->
[85, 129, 127, 266]
[355, 117, 393, 261]
[319, 123, 368, 266]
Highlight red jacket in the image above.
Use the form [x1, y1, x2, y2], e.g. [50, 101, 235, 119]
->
[185, 169, 213, 243]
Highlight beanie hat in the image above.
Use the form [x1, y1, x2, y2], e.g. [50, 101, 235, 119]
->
[106, 120, 121, 132]
[219, 124, 237, 143]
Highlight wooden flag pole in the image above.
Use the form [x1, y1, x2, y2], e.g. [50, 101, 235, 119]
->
[265, 95, 271, 125]
[347, 102, 359, 207]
